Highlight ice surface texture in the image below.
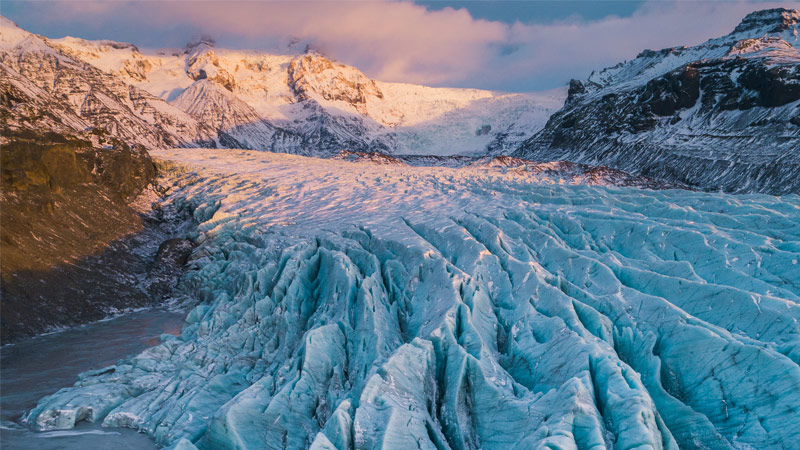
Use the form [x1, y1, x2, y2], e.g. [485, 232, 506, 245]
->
[27, 149, 800, 449]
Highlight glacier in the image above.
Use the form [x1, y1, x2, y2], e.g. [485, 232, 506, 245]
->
[24, 149, 800, 449]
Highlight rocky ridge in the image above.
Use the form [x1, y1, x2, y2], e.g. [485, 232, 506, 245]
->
[0, 17, 221, 149]
[514, 8, 800, 194]
[2, 18, 561, 157]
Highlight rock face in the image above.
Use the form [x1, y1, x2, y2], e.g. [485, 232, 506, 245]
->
[288, 53, 384, 107]
[733, 7, 800, 34]
[169, 79, 296, 151]
[514, 8, 800, 195]
[147, 238, 194, 298]
[0, 131, 182, 343]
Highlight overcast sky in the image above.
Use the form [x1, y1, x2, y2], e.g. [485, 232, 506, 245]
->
[3, 0, 797, 92]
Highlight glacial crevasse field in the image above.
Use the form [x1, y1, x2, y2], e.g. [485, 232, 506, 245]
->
[26, 149, 800, 449]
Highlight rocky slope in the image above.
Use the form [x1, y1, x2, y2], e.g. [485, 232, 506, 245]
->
[0, 131, 143, 340]
[0, 17, 221, 150]
[514, 8, 800, 195]
[0, 17, 206, 343]
[466, 156, 677, 189]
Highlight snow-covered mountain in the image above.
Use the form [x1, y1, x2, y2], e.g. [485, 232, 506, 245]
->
[514, 8, 800, 195]
[0, 16, 562, 156]
[3, 9, 798, 190]
[0, 17, 221, 149]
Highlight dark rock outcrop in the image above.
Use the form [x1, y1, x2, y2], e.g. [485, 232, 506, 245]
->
[0, 131, 186, 343]
[333, 150, 405, 165]
[468, 156, 676, 189]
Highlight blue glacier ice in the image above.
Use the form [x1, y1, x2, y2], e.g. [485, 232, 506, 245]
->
[25, 149, 800, 449]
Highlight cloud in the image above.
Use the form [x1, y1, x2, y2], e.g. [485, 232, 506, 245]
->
[3, 0, 798, 91]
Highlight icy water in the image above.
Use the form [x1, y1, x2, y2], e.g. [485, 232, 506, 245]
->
[0, 309, 186, 449]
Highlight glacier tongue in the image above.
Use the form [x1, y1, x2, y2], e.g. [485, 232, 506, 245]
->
[25, 149, 800, 449]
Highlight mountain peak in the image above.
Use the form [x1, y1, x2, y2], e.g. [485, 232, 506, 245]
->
[185, 35, 216, 52]
[287, 52, 384, 106]
[0, 15, 33, 50]
[733, 8, 800, 34]
[0, 15, 20, 28]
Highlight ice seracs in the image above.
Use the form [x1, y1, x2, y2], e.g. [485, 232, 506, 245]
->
[25, 148, 800, 450]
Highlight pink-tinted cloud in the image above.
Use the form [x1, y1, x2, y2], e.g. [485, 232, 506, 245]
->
[4, 0, 798, 91]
